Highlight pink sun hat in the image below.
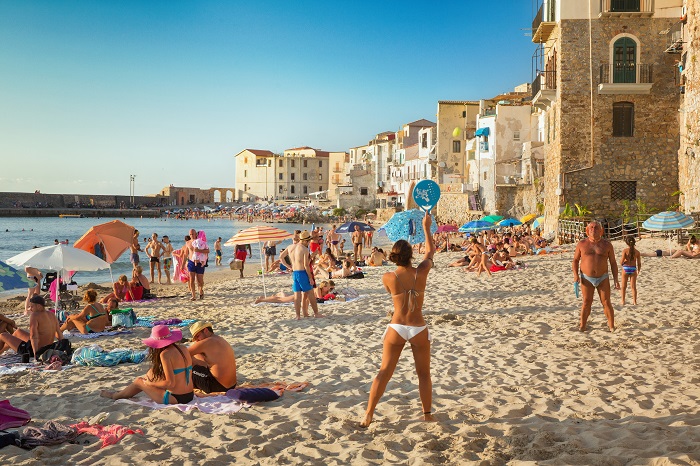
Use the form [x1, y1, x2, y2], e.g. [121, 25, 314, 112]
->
[142, 325, 183, 349]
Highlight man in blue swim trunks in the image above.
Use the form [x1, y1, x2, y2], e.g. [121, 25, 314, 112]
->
[572, 221, 619, 332]
[287, 230, 325, 320]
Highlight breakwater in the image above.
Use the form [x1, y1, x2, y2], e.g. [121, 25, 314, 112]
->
[0, 208, 161, 218]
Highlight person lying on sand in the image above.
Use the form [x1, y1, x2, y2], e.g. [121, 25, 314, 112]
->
[61, 290, 109, 334]
[101, 325, 194, 404]
[187, 322, 237, 393]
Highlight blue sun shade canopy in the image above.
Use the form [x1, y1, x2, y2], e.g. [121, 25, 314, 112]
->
[475, 127, 490, 137]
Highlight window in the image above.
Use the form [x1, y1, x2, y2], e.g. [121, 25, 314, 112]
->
[480, 139, 489, 152]
[278, 173, 283, 180]
[462, 110, 466, 117]
[453, 141, 461, 153]
[303, 173, 307, 181]
[318, 174, 322, 181]
[244, 170, 247, 177]
[610, 181, 636, 200]
[243, 184, 247, 191]
[291, 186, 295, 194]
[303, 186, 308, 194]
[303, 160, 307, 168]
[244, 157, 248, 164]
[268, 160, 272, 167]
[483, 172, 487, 181]
[319, 160, 323, 168]
[421, 134, 427, 148]
[513, 131, 520, 141]
[613, 102, 634, 137]
[610, 0, 641, 14]
[319, 186, 323, 191]
[279, 186, 283, 194]
[360, 187, 368, 195]
[291, 173, 295, 181]
[279, 160, 283, 167]
[291, 160, 295, 168]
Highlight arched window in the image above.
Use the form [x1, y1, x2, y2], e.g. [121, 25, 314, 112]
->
[613, 102, 634, 137]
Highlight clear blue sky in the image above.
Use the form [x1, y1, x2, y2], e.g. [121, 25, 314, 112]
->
[0, 0, 534, 196]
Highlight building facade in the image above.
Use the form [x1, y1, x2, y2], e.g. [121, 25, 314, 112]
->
[436, 101, 480, 185]
[532, 0, 683, 234]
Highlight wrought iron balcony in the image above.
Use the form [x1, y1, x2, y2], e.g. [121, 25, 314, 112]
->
[665, 22, 684, 54]
[532, 1, 556, 43]
[600, 0, 654, 17]
[598, 63, 653, 94]
[531, 70, 557, 108]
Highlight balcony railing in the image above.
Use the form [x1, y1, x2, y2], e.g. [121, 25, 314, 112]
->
[600, 63, 653, 84]
[531, 70, 557, 99]
[600, 0, 653, 16]
[665, 22, 684, 54]
[532, 1, 556, 43]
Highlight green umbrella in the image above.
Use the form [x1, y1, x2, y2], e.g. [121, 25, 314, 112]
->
[481, 215, 504, 223]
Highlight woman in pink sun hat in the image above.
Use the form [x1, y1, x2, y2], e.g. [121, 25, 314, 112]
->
[100, 325, 194, 404]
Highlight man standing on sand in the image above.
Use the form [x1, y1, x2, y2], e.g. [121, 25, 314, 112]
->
[130, 229, 141, 266]
[0, 295, 64, 360]
[188, 322, 237, 393]
[287, 230, 324, 319]
[572, 221, 619, 332]
[145, 233, 164, 284]
[214, 237, 222, 266]
[328, 225, 340, 257]
[352, 225, 364, 261]
[161, 235, 173, 285]
[185, 228, 209, 300]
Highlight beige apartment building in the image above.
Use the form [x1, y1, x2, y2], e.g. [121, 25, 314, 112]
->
[436, 101, 480, 185]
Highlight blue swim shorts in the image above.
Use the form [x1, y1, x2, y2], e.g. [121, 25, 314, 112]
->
[187, 260, 205, 275]
[291, 270, 313, 293]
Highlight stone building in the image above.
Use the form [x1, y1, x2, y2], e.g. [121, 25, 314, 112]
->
[531, 0, 683, 235]
[435, 101, 480, 184]
[678, 0, 700, 212]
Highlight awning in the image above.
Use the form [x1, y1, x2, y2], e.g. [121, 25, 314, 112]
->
[475, 127, 490, 137]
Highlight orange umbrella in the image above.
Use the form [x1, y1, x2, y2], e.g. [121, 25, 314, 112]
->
[74, 220, 135, 264]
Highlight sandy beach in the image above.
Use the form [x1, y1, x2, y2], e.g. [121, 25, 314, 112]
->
[1, 237, 699, 465]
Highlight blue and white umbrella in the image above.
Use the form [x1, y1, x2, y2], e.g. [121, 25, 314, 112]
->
[532, 216, 545, 228]
[379, 209, 437, 244]
[335, 221, 375, 234]
[642, 211, 695, 231]
[458, 220, 494, 233]
[498, 218, 522, 227]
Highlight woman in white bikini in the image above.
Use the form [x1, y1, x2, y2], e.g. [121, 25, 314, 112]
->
[360, 212, 436, 427]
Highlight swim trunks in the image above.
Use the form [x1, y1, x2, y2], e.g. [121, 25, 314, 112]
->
[655, 249, 663, 257]
[291, 270, 313, 292]
[163, 257, 172, 269]
[17, 341, 61, 359]
[216, 250, 222, 257]
[192, 365, 236, 393]
[264, 246, 276, 256]
[130, 252, 139, 264]
[150, 256, 159, 263]
[187, 260, 205, 275]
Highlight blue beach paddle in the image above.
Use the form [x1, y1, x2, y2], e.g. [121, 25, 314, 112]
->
[412, 180, 441, 214]
[574, 281, 580, 298]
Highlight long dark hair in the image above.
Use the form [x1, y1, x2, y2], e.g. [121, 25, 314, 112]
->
[625, 236, 636, 256]
[148, 346, 169, 381]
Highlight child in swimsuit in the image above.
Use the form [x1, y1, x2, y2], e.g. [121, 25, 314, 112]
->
[191, 231, 209, 267]
[620, 236, 641, 306]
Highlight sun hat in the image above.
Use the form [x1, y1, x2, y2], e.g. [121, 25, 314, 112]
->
[299, 230, 312, 241]
[142, 325, 182, 349]
[190, 321, 213, 338]
[29, 295, 45, 306]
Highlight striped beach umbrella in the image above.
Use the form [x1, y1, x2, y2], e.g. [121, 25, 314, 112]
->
[225, 226, 294, 297]
[532, 216, 545, 228]
[642, 211, 695, 231]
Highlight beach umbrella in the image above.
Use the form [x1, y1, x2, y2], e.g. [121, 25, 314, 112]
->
[532, 216, 545, 228]
[481, 215, 504, 223]
[6, 244, 110, 310]
[74, 219, 135, 283]
[0, 261, 35, 292]
[224, 226, 294, 297]
[498, 218, 522, 227]
[437, 224, 459, 233]
[459, 220, 494, 233]
[520, 213, 538, 223]
[335, 221, 375, 234]
[642, 211, 695, 255]
[379, 209, 437, 245]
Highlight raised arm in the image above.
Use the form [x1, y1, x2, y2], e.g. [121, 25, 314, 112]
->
[422, 212, 436, 263]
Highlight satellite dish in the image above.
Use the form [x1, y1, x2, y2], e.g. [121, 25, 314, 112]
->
[438, 162, 446, 168]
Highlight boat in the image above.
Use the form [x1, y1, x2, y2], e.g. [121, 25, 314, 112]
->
[59, 214, 84, 218]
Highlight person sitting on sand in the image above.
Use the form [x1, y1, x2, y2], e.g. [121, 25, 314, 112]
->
[360, 211, 436, 428]
[100, 325, 194, 404]
[188, 322, 237, 393]
[0, 295, 64, 360]
[61, 290, 109, 334]
[572, 221, 619, 332]
[130, 266, 153, 298]
[489, 243, 515, 272]
[331, 260, 356, 279]
[670, 235, 700, 259]
[100, 275, 133, 303]
[367, 247, 386, 266]
[449, 238, 483, 267]
[0, 314, 17, 335]
[255, 280, 336, 305]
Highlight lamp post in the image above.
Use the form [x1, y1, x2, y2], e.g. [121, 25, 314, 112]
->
[129, 175, 136, 207]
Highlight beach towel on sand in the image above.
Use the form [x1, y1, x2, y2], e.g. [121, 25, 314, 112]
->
[71, 345, 146, 367]
[63, 329, 132, 339]
[20, 421, 78, 448]
[69, 422, 143, 448]
[253, 295, 366, 307]
[116, 395, 248, 414]
[0, 399, 31, 430]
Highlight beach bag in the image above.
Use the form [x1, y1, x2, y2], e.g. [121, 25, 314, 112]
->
[110, 308, 136, 327]
[230, 259, 244, 270]
[0, 400, 31, 430]
[39, 350, 70, 365]
[226, 388, 280, 403]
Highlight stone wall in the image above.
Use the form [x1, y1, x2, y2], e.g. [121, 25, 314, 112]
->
[679, 0, 700, 213]
[543, 17, 681, 234]
[435, 193, 483, 225]
[0, 191, 167, 209]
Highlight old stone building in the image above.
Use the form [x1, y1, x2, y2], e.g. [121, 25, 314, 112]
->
[532, 0, 683, 234]
[678, 0, 700, 212]
[435, 101, 480, 184]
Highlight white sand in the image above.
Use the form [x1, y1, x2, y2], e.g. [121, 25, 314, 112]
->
[1, 237, 699, 465]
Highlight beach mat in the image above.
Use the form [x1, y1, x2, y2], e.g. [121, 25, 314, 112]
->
[63, 329, 132, 339]
[116, 395, 248, 414]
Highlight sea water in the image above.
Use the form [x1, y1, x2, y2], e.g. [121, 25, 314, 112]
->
[0, 216, 390, 294]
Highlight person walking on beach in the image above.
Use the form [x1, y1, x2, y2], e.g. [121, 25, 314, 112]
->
[572, 221, 619, 332]
[185, 229, 209, 300]
[161, 235, 173, 285]
[214, 237, 223, 266]
[360, 212, 436, 427]
[130, 229, 141, 266]
[352, 225, 364, 262]
[287, 230, 324, 319]
[620, 236, 641, 306]
[146, 233, 164, 285]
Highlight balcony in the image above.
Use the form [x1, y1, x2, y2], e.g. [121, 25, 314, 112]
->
[598, 63, 653, 94]
[333, 166, 343, 173]
[600, 0, 654, 17]
[665, 22, 684, 54]
[532, 2, 556, 43]
[531, 70, 557, 109]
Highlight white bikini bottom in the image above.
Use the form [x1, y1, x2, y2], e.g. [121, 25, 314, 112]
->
[383, 324, 431, 342]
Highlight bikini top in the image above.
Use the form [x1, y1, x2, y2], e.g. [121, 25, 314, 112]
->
[171, 344, 192, 385]
[392, 268, 420, 313]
